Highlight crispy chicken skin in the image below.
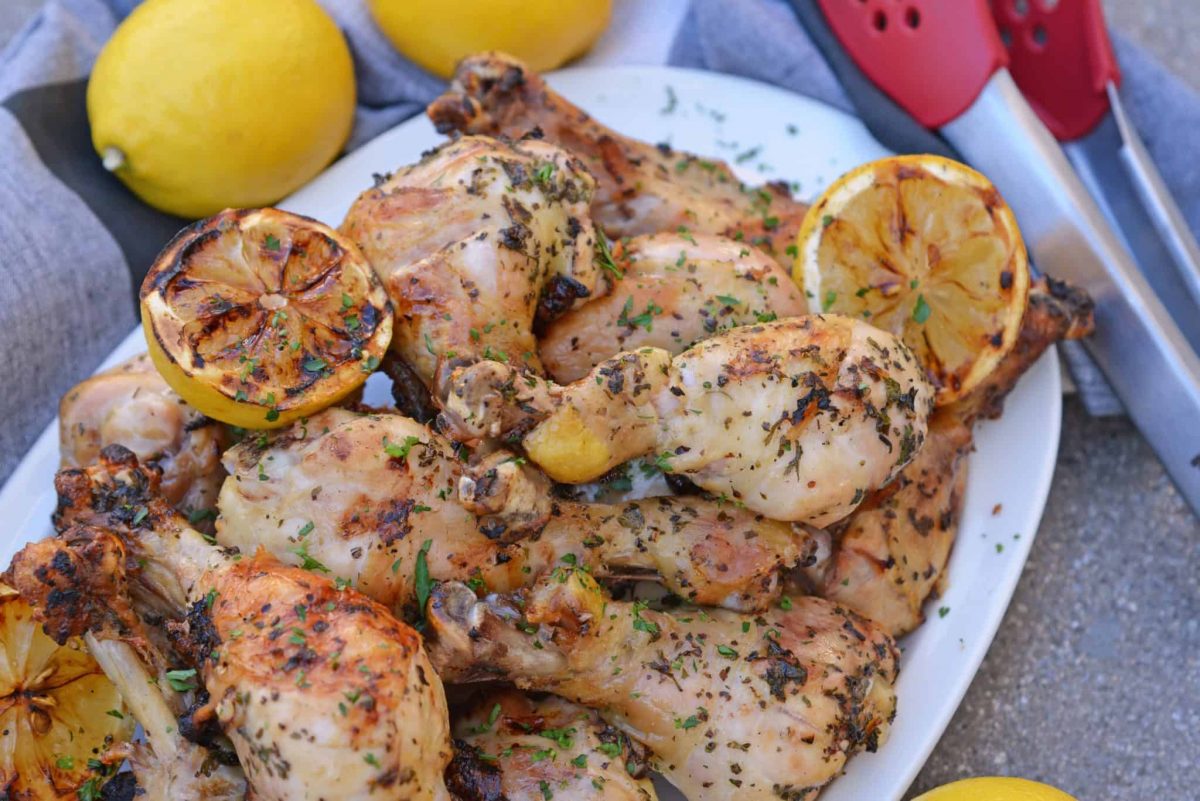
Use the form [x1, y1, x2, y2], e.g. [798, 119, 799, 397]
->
[216, 407, 812, 613]
[19, 447, 454, 801]
[443, 316, 934, 526]
[541, 232, 808, 382]
[428, 570, 897, 801]
[59, 353, 226, 521]
[448, 689, 656, 801]
[427, 52, 810, 265]
[339, 135, 601, 395]
[799, 276, 1096, 635]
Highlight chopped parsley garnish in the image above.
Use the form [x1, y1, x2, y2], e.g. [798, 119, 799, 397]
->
[617, 297, 662, 332]
[165, 668, 198, 692]
[292, 541, 331, 574]
[414, 538, 434, 618]
[596, 742, 622, 757]
[533, 162, 555, 185]
[595, 235, 624, 280]
[912, 293, 931, 324]
[383, 435, 422, 460]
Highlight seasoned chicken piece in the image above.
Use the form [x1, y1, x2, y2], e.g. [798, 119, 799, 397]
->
[541, 232, 808, 382]
[216, 408, 811, 613]
[797, 276, 1096, 634]
[59, 353, 226, 521]
[25, 447, 453, 801]
[443, 316, 934, 526]
[798, 411, 971, 636]
[428, 570, 897, 801]
[339, 135, 601, 396]
[428, 52, 809, 265]
[448, 689, 656, 801]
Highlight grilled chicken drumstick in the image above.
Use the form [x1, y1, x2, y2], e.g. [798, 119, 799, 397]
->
[217, 407, 813, 613]
[59, 353, 226, 524]
[448, 689, 657, 801]
[427, 52, 810, 266]
[13, 447, 454, 801]
[799, 276, 1096, 634]
[443, 316, 934, 526]
[540, 232, 808, 383]
[428, 569, 898, 801]
[339, 135, 602, 400]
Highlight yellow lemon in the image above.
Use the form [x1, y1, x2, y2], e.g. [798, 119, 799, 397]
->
[0, 583, 133, 801]
[141, 208, 392, 430]
[795, 155, 1030, 406]
[914, 777, 1078, 801]
[87, 0, 355, 218]
[368, 0, 611, 78]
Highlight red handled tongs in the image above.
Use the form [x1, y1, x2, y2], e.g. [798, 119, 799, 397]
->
[790, 0, 1200, 516]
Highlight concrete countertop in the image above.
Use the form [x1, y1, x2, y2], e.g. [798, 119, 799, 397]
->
[1, 2, 1196, 800]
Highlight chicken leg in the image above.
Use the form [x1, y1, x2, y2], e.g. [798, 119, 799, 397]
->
[215, 408, 813, 613]
[427, 569, 897, 801]
[443, 316, 934, 526]
[17, 447, 454, 801]
[427, 52, 810, 266]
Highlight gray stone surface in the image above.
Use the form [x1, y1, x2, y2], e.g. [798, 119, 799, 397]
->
[2, 2, 1198, 799]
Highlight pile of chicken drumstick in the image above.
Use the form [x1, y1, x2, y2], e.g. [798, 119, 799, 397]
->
[8, 53, 1092, 801]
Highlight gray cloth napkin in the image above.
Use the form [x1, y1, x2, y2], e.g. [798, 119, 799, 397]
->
[3, 0, 1195, 484]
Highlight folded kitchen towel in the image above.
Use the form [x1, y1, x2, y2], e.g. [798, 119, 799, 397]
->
[2, 0, 1194, 483]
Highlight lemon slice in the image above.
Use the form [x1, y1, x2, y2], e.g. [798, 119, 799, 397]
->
[795, 155, 1029, 405]
[142, 208, 393, 429]
[0, 583, 133, 800]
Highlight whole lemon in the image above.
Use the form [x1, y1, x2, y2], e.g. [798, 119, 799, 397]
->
[368, 0, 611, 78]
[88, 0, 355, 218]
[914, 777, 1078, 801]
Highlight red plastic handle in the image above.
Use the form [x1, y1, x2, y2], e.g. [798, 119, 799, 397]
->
[993, 0, 1119, 141]
[816, 0, 1008, 128]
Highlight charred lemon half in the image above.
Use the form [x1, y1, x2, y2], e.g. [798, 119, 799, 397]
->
[0, 583, 132, 801]
[794, 155, 1029, 405]
[141, 208, 393, 429]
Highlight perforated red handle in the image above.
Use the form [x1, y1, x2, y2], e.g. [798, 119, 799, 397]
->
[993, 0, 1119, 141]
[816, 0, 1007, 128]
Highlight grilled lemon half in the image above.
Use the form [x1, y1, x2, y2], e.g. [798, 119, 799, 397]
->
[794, 155, 1029, 405]
[0, 583, 132, 801]
[141, 208, 393, 429]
